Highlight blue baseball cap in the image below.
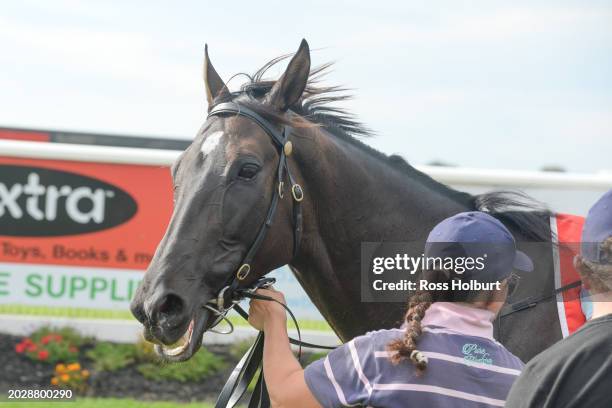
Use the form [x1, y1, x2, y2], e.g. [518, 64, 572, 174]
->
[424, 211, 533, 282]
[581, 189, 612, 264]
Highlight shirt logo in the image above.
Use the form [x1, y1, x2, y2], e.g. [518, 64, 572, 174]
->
[462, 343, 492, 365]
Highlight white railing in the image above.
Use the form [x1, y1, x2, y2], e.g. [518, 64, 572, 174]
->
[419, 165, 611, 189]
[0, 139, 177, 166]
[1, 139, 611, 189]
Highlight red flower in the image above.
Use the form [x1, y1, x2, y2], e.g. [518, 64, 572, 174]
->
[53, 335, 63, 342]
[15, 343, 26, 353]
[68, 346, 78, 353]
[22, 338, 33, 345]
[27, 343, 37, 352]
[41, 335, 51, 345]
[38, 350, 49, 361]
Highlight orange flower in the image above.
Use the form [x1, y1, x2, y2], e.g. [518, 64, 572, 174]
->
[60, 374, 70, 382]
[81, 369, 90, 378]
[56, 364, 66, 373]
[67, 363, 81, 371]
[51, 377, 59, 386]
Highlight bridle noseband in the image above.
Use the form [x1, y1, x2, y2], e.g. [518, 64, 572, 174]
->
[203, 101, 305, 329]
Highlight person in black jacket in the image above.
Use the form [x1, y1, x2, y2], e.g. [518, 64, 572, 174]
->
[505, 189, 612, 408]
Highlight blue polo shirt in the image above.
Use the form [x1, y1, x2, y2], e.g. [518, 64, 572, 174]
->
[304, 302, 524, 407]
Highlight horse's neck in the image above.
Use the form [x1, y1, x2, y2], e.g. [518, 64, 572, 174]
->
[289, 129, 472, 339]
[294, 129, 472, 259]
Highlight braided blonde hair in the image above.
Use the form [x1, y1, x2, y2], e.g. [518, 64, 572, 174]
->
[387, 291, 433, 375]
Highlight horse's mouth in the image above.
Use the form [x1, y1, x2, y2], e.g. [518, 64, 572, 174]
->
[155, 307, 211, 362]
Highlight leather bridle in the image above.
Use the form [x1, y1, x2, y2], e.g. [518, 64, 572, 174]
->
[495, 279, 582, 343]
[204, 101, 305, 322]
[197, 101, 333, 408]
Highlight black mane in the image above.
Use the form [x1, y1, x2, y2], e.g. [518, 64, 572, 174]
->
[221, 55, 373, 139]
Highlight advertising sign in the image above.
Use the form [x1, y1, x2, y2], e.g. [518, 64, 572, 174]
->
[0, 156, 173, 310]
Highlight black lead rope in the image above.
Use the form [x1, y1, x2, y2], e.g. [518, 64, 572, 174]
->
[214, 279, 336, 408]
[234, 291, 337, 351]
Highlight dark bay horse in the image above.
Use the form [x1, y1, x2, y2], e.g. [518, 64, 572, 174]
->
[130, 39, 562, 363]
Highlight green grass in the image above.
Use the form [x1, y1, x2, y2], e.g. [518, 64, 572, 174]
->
[0, 397, 213, 408]
[0, 304, 333, 332]
[137, 347, 226, 383]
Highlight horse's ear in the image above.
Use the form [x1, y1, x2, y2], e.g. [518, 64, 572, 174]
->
[203, 44, 228, 107]
[266, 39, 310, 111]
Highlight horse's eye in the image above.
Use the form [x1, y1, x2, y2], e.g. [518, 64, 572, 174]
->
[238, 163, 259, 180]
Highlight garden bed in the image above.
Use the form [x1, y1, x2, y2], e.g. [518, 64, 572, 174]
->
[0, 330, 325, 403]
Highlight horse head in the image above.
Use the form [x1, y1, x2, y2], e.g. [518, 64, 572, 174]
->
[130, 39, 311, 361]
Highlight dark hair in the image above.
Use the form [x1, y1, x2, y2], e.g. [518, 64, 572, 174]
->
[213, 57, 372, 138]
[575, 237, 612, 293]
[387, 269, 508, 375]
[473, 191, 552, 242]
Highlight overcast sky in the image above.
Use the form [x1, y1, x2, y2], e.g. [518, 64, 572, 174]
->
[1, 0, 610, 172]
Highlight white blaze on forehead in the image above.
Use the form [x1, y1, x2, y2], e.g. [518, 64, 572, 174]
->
[200, 131, 224, 156]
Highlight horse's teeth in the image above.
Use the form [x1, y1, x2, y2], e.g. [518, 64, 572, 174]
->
[162, 319, 194, 356]
[164, 344, 186, 356]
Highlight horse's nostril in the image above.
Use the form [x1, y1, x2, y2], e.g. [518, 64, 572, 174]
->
[131, 303, 147, 324]
[158, 293, 185, 318]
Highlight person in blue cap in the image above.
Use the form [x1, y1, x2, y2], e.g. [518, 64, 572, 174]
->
[506, 189, 612, 408]
[247, 211, 531, 408]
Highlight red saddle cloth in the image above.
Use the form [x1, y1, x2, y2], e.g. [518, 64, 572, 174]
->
[551, 213, 586, 337]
